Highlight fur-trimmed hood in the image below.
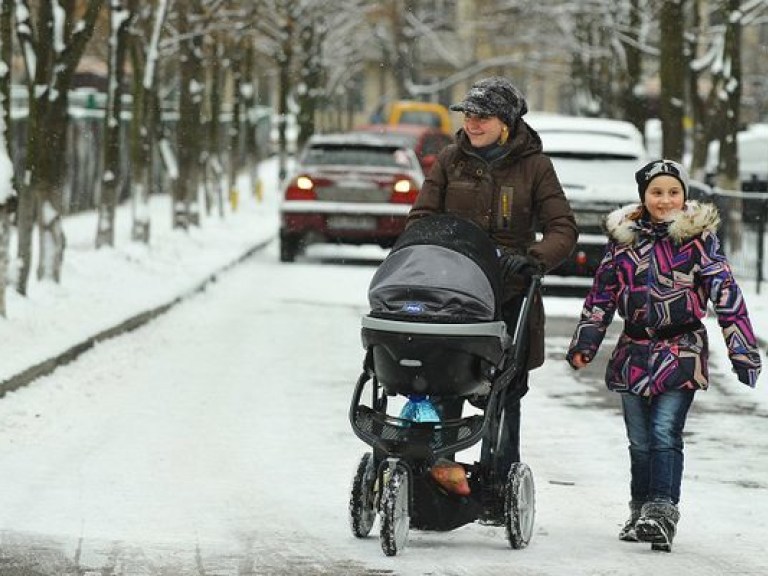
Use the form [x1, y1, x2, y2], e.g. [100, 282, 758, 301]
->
[605, 200, 720, 245]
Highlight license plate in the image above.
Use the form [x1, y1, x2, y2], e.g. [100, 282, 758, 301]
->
[574, 212, 605, 228]
[326, 215, 377, 230]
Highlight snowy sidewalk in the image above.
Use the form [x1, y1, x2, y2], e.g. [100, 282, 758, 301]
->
[1, 163, 280, 394]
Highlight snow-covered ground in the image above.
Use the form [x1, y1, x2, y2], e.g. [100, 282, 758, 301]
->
[0, 157, 766, 574]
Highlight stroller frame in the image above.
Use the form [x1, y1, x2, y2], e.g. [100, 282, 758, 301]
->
[348, 275, 540, 556]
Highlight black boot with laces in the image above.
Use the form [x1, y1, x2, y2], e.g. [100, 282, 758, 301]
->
[618, 500, 644, 542]
[635, 500, 680, 552]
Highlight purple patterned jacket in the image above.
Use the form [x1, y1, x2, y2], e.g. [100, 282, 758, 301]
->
[567, 201, 761, 396]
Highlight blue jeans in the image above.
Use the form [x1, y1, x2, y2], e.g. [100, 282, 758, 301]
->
[621, 389, 695, 505]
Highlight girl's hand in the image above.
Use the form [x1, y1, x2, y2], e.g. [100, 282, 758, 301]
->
[570, 352, 590, 370]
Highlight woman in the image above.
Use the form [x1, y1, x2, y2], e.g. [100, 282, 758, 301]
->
[406, 76, 578, 521]
[567, 159, 762, 551]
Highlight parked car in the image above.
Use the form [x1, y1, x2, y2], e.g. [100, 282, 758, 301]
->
[706, 123, 768, 185]
[705, 123, 768, 229]
[279, 133, 425, 262]
[370, 100, 454, 134]
[351, 124, 454, 173]
[525, 113, 650, 285]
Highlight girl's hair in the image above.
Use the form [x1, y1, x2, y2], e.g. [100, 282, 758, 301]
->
[626, 204, 645, 221]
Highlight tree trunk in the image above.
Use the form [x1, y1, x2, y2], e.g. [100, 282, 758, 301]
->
[34, 96, 69, 282]
[97, 0, 132, 249]
[129, 0, 169, 244]
[0, 206, 8, 315]
[174, 5, 204, 229]
[15, 0, 104, 285]
[277, 9, 294, 183]
[204, 40, 224, 217]
[241, 43, 261, 198]
[659, 0, 686, 160]
[623, 0, 645, 133]
[0, 0, 14, 314]
[297, 16, 321, 149]
[688, 0, 709, 179]
[13, 0, 37, 295]
[386, 0, 409, 99]
[227, 44, 243, 206]
[718, 0, 743, 251]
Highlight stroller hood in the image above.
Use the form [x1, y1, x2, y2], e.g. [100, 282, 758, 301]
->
[368, 214, 503, 322]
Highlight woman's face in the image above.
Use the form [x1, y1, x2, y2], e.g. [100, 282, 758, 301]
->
[463, 113, 504, 148]
[643, 175, 685, 222]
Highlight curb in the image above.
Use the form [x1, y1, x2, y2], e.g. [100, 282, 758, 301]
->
[0, 236, 274, 398]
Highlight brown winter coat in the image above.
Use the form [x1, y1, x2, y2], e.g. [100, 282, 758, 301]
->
[407, 120, 578, 369]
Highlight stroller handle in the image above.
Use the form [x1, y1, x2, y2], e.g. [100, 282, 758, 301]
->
[507, 274, 542, 369]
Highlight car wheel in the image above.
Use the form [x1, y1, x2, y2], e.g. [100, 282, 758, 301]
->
[279, 233, 301, 263]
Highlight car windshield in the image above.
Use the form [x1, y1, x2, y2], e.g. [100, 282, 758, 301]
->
[552, 157, 641, 203]
[303, 144, 413, 168]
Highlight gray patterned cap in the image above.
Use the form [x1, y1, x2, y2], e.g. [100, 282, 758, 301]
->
[449, 76, 528, 128]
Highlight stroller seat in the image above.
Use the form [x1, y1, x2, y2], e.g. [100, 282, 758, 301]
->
[361, 315, 509, 398]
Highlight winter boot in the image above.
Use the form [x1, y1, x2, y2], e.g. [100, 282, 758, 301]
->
[635, 500, 680, 552]
[618, 500, 644, 542]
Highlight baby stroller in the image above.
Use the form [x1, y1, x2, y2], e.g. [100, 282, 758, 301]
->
[348, 213, 538, 556]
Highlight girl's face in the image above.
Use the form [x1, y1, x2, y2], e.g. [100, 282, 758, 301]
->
[644, 175, 685, 222]
[463, 113, 504, 148]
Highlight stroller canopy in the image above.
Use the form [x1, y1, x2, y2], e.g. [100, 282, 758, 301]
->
[368, 213, 502, 323]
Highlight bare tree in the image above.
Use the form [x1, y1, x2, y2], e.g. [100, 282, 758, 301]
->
[14, 0, 104, 288]
[225, 34, 244, 203]
[713, 0, 744, 193]
[127, 0, 171, 244]
[172, 1, 206, 228]
[659, 0, 686, 159]
[201, 34, 225, 216]
[714, 0, 745, 250]
[0, 0, 15, 316]
[688, 0, 715, 180]
[96, 0, 133, 248]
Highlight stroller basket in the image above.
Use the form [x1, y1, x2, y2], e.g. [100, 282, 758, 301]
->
[351, 393, 486, 461]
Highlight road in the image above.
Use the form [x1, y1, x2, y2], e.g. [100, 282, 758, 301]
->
[0, 247, 766, 575]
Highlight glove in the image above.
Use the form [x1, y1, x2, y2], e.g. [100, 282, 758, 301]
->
[733, 365, 759, 388]
[499, 251, 544, 283]
[498, 250, 544, 302]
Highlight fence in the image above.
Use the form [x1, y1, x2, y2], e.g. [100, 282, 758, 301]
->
[700, 183, 768, 295]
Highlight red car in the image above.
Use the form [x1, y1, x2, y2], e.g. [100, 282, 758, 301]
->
[351, 124, 454, 174]
[279, 133, 425, 262]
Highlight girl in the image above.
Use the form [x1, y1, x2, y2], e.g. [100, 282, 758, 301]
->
[566, 159, 761, 551]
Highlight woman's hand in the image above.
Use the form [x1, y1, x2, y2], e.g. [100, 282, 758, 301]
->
[570, 352, 590, 370]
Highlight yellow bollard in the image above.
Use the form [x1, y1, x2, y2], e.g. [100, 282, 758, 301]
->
[229, 189, 239, 211]
[254, 178, 263, 202]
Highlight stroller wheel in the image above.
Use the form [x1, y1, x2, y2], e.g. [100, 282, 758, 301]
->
[504, 462, 536, 549]
[379, 461, 410, 556]
[349, 452, 377, 538]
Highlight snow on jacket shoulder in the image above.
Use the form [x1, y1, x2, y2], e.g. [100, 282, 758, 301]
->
[567, 201, 761, 396]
